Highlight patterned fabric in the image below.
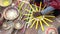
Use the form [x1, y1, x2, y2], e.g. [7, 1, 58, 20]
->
[41, 0, 60, 9]
[49, 0, 60, 9]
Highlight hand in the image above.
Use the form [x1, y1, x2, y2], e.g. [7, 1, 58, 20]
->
[33, 12, 42, 17]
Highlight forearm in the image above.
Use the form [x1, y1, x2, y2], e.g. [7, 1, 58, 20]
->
[41, 6, 55, 15]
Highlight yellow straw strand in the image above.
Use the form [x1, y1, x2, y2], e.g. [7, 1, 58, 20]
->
[42, 20, 50, 26]
[29, 4, 35, 11]
[18, 2, 24, 10]
[23, 18, 28, 20]
[36, 6, 38, 11]
[42, 5, 46, 10]
[24, 14, 31, 16]
[39, 2, 42, 11]
[36, 21, 38, 29]
[25, 9, 31, 12]
[45, 15, 55, 18]
[29, 18, 34, 22]
[35, 4, 38, 11]
[44, 18, 53, 22]
[19, 11, 22, 17]
[30, 20, 36, 28]
[40, 21, 44, 31]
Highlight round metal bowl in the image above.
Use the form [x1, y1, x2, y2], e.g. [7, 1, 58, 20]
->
[2, 21, 14, 30]
[14, 20, 24, 30]
[3, 7, 19, 20]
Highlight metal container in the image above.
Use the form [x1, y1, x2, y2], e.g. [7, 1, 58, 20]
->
[0, 0, 12, 7]
[14, 20, 24, 30]
[2, 21, 14, 30]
